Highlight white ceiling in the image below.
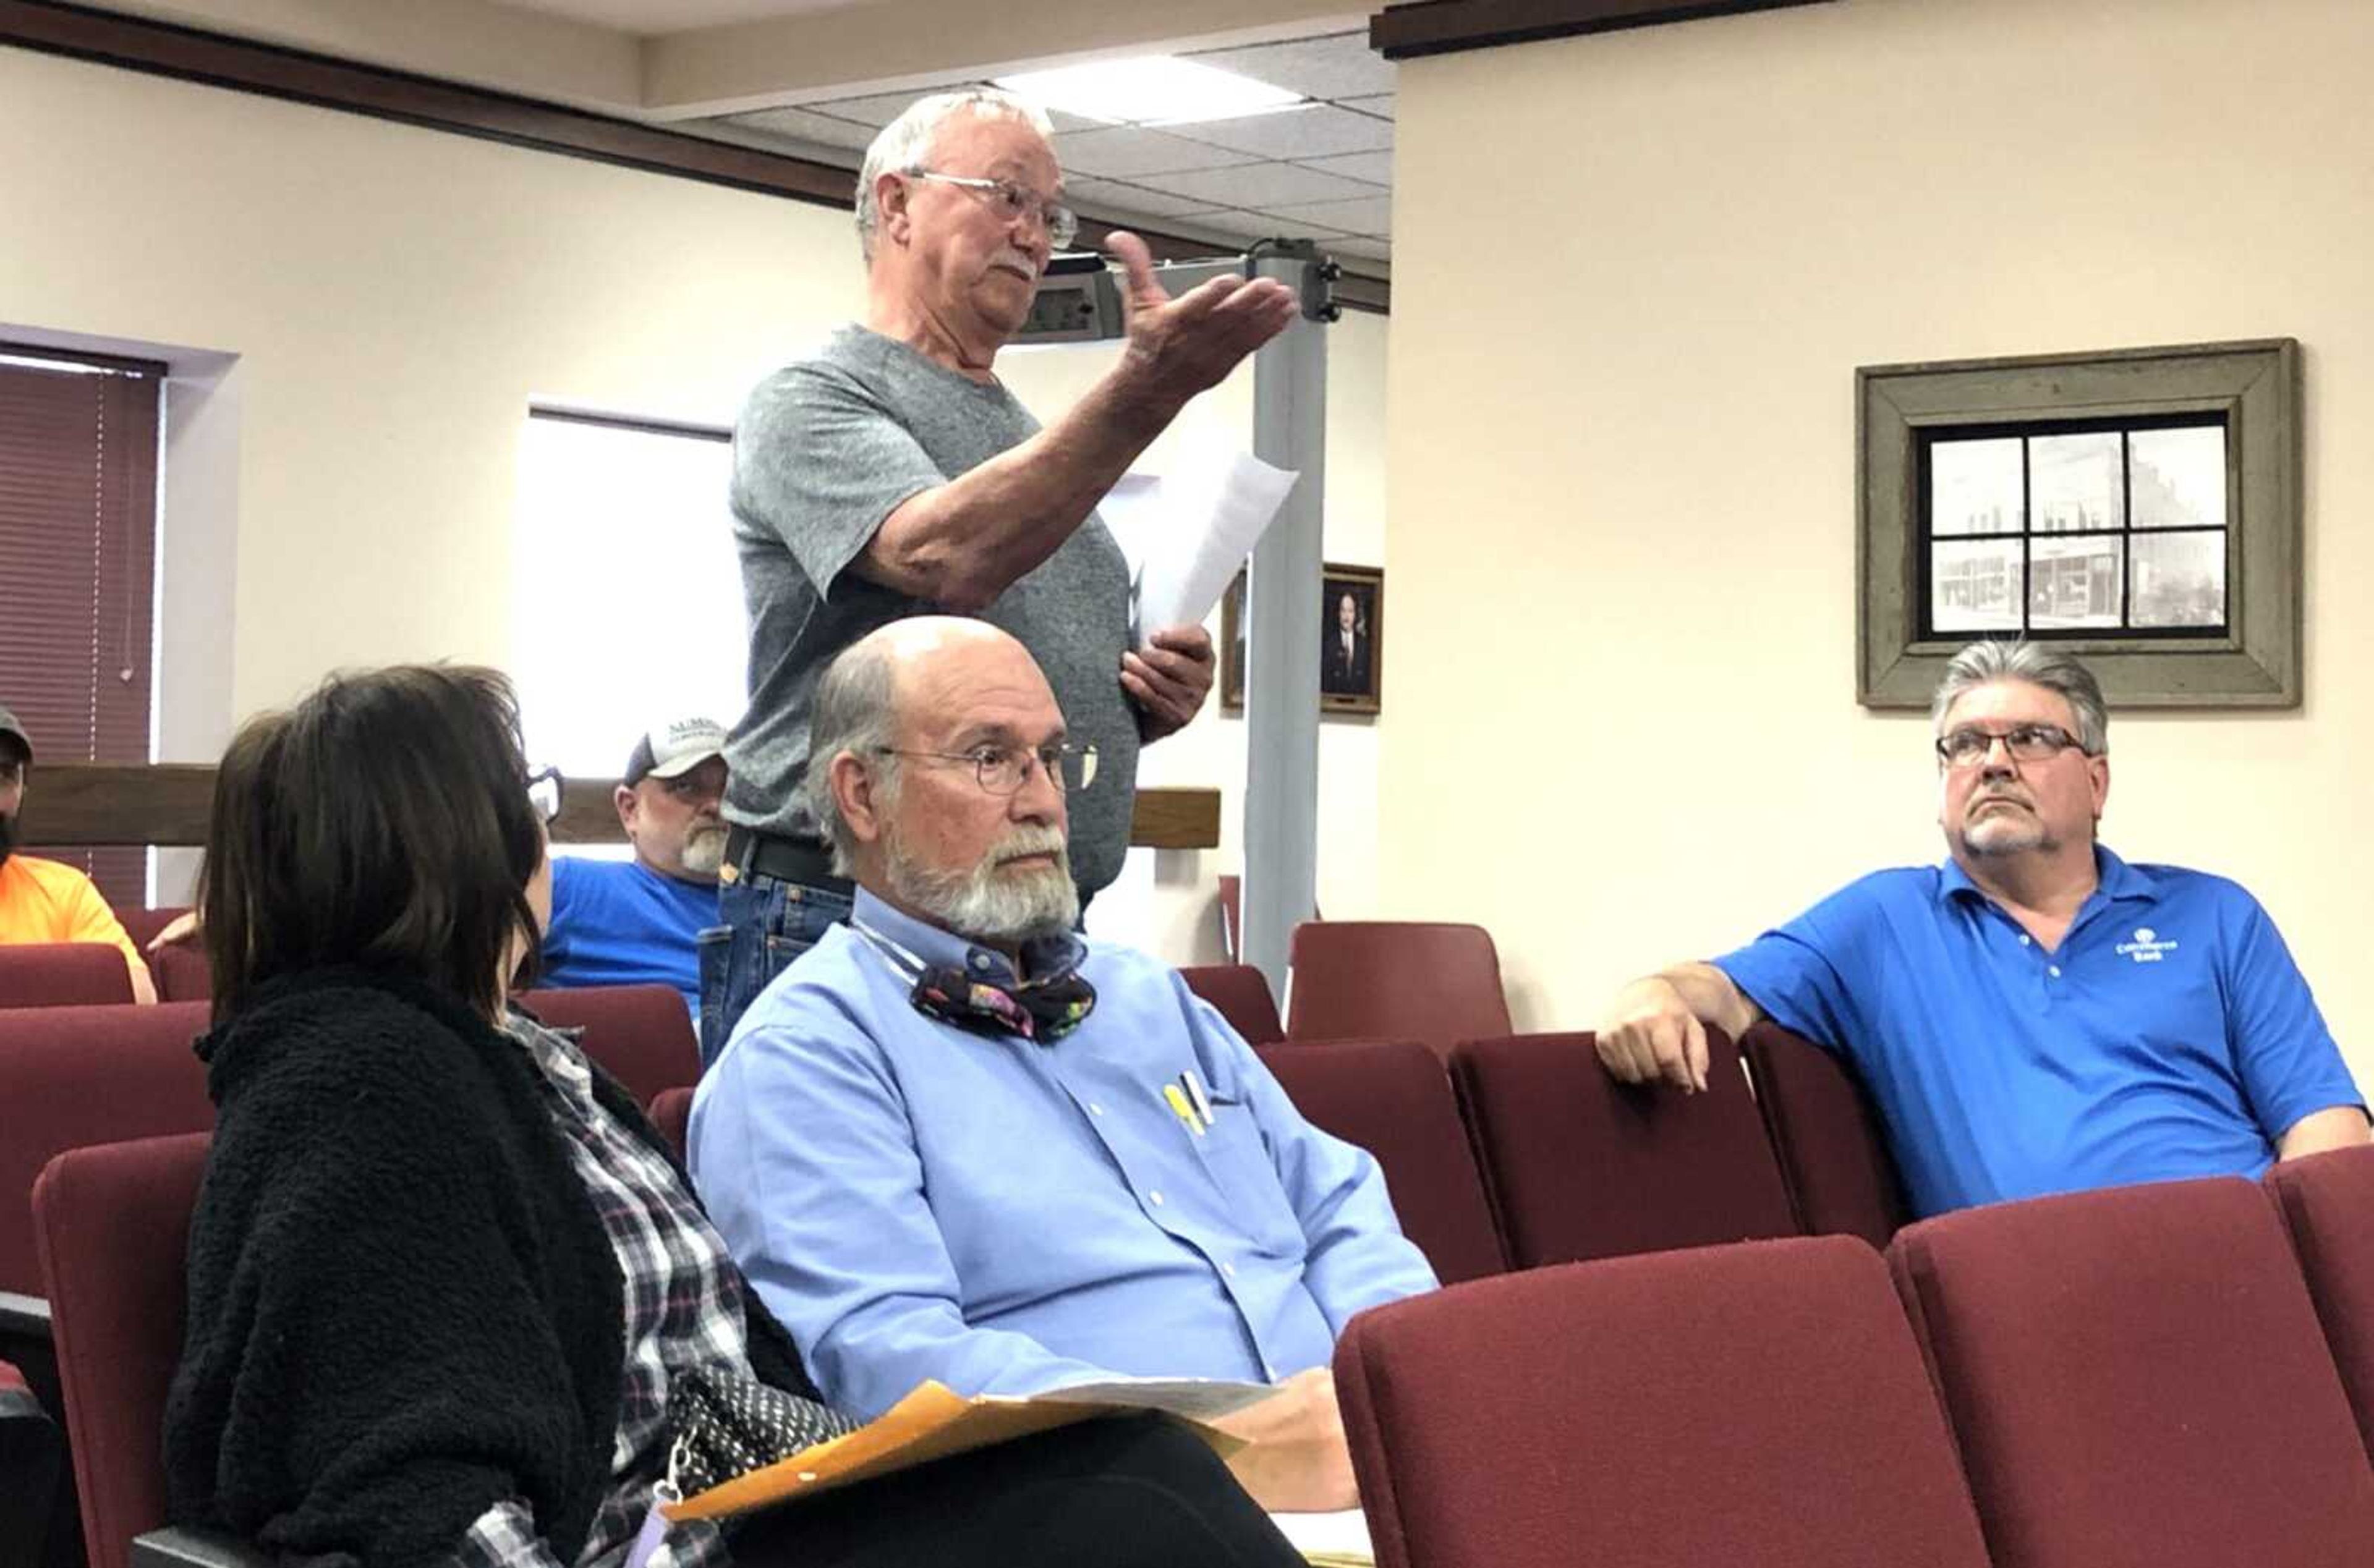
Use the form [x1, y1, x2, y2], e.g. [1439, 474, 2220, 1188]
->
[695, 28, 1397, 269]
[491, 0, 887, 33]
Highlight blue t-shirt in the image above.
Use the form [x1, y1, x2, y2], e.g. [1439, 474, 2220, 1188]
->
[540, 856, 717, 1013]
[1715, 846, 2362, 1218]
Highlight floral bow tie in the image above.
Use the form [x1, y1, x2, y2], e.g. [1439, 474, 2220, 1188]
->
[909, 964, 1097, 1044]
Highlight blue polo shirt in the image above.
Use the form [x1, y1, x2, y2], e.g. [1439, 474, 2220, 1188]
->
[1716, 847, 2362, 1218]
[540, 855, 717, 1014]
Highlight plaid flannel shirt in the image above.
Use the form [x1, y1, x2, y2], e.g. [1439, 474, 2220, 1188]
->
[451, 1014, 747, 1568]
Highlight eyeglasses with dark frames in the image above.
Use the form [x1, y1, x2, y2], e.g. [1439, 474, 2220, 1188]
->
[906, 169, 1079, 249]
[874, 740, 1097, 797]
[1934, 723, 2088, 769]
[525, 765, 565, 827]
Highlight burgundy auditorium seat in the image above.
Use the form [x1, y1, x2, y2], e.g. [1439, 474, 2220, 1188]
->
[1740, 1022, 1912, 1248]
[0, 1002, 214, 1300]
[147, 941, 213, 1003]
[649, 1086, 694, 1160]
[1284, 921, 1510, 1059]
[1890, 1177, 2374, 1567]
[109, 907, 188, 953]
[1256, 1040, 1505, 1283]
[2266, 1143, 2374, 1460]
[1180, 964, 1285, 1045]
[517, 983, 700, 1105]
[33, 1134, 265, 1568]
[1449, 1029, 1795, 1268]
[1334, 1235, 1992, 1568]
[0, 944, 136, 1008]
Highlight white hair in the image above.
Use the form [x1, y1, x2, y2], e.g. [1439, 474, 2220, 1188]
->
[854, 88, 1057, 263]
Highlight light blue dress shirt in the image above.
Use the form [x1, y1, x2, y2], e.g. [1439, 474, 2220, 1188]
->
[689, 888, 1439, 1418]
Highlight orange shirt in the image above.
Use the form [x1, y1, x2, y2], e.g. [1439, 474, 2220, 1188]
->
[0, 854, 148, 991]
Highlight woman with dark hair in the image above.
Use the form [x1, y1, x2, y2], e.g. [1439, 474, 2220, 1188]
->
[163, 664, 1303, 1568]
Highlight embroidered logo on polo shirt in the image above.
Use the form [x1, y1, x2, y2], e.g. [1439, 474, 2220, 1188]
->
[2115, 926, 2179, 963]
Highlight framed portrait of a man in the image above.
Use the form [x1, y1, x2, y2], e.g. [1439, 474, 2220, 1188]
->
[1319, 564, 1382, 714]
[1220, 562, 1385, 716]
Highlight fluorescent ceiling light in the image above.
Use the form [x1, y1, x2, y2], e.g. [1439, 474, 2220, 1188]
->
[995, 57, 1303, 127]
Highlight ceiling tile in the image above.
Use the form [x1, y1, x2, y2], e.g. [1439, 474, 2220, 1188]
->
[1262, 194, 1391, 235]
[1133, 161, 1380, 209]
[1325, 237, 1393, 264]
[1186, 32, 1397, 101]
[1298, 150, 1393, 186]
[719, 105, 880, 153]
[1165, 103, 1392, 161]
[1050, 125, 1258, 179]
[809, 85, 1102, 134]
[1062, 176, 1230, 221]
[1340, 95, 1395, 122]
[1191, 208, 1356, 242]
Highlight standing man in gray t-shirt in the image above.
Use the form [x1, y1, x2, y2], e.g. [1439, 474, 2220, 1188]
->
[700, 87, 1298, 1061]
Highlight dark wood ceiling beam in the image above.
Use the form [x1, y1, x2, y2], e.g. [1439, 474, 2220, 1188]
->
[0, 1, 1389, 311]
[1370, 0, 1831, 61]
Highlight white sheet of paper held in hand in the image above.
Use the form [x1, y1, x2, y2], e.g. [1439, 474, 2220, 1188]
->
[1105, 452, 1301, 643]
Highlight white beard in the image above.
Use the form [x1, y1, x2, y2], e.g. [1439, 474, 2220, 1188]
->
[886, 823, 1078, 945]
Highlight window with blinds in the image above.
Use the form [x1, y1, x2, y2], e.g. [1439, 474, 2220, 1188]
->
[0, 345, 163, 911]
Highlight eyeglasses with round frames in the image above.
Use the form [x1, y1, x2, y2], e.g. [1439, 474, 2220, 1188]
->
[525, 765, 564, 828]
[1934, 723, 2087, 769]
[875, 741, 1097, 797]
[906, 169, 1079, 249]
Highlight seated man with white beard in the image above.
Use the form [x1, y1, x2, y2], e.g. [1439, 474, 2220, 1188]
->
[691, 619, 1437, 1511]
[538, 717, 730, 1014]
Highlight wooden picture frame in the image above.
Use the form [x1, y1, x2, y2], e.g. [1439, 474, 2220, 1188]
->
[1219, 562, 1385, 717]
[1857, 338, 2300, 708]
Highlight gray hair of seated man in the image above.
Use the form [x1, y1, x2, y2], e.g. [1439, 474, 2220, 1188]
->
[854, 88, 1058, 264]
[806, 641, 904, 876]
[1929, 640, 2110, 756]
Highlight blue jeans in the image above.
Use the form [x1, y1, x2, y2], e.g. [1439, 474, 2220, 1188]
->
[697, 869, 854, 1067]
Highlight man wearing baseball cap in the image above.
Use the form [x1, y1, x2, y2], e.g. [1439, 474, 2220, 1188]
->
[539, 717, 730, 1014]
[0, 703, 158, 1002]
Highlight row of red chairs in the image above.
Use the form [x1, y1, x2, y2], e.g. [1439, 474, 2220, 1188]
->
[1182, 962, 1913, 1282]
[1337, 1152, 2374, 1567]
[29, 1111, 2374, 1566]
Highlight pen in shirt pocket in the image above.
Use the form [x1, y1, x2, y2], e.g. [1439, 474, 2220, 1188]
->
[1180, 1068, 1217, 1129]
[1162, 1082, 1206, 1136]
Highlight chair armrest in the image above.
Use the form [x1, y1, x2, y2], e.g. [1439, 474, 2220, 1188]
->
[132, 1525, 279, 1568]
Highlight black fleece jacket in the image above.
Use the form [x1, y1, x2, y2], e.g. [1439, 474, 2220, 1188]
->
[161, 967, 819, 1568]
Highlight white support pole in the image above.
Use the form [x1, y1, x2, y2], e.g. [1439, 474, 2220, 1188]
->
[1241, 245, 1334, 996]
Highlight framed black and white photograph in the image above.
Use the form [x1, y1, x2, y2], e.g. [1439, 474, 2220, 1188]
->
[1859, 338, 2298, 708]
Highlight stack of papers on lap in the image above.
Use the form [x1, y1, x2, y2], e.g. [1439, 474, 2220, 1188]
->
[662, 1376, 1272, 1521]
[1270, 1507, 1374, 1566]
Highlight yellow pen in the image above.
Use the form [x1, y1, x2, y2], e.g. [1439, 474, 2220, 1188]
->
[1162, 1083, 1205, 1136]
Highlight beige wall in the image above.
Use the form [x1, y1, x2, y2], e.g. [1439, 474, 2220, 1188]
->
[0, 44, 1387, 954]
[1384, 0, 2374, 1088]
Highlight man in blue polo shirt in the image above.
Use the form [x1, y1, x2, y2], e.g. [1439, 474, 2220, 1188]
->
[540, 717, 730, 1014]
[1596, 640, 2366, 1218]
[691, 617, 1436, 1511]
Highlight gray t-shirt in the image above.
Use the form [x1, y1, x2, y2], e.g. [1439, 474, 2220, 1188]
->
[723, 324, 1139, 896]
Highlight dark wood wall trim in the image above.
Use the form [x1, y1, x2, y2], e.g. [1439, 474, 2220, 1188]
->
[0, 0, 1389, 313]
[1370, 0, 1831, 60]
[27, 764, 1223, 852]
